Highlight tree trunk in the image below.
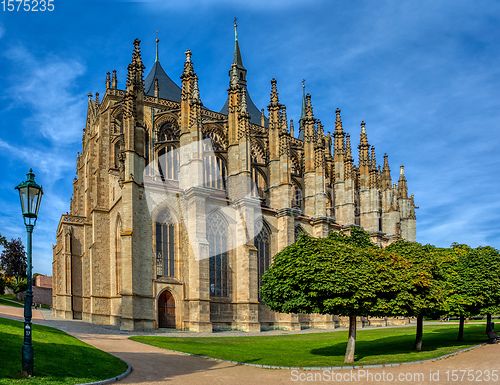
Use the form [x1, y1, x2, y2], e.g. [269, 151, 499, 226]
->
[344, 315, 356, 363]
[457, 314, 465, 341]
[486, 314, 492, 333]
[413, 314, 424, 351]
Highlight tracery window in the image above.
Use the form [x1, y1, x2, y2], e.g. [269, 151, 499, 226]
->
[207, 213, 230, 297]
[158, 145, 179, 181]
[291, 152, 301, 176]
[254, 222, 271, 300]
[251, 139, 266, 164]
[203, 129, 226, 151]
[156, 210, 175, 278]
[294, 225, 306, 241]
[252, 167, 266, 199]
[204, 155, 226, 190]
[158, 123, 178, 142]
[115, 218, 122, 294]
[291, 183, 303, 210]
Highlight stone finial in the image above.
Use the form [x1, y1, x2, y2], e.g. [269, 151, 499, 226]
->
[106, 72, 111, 89]
[398, 164, 408, 198]
[381, 153, 392, 190]
[112, 70, 117, 89]
[261, 108, 265, 127]
[95, 92, 99, 104]
[87, 93, 93, 101]
[269, 78, 280, 108]
[290, 119, 294, 137]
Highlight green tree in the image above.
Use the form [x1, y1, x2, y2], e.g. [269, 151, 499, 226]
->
[0, 238, 27, 279]
[0, 232, 6, 248]
[446, 245, 500, 338]
[260, 228, 396, 363]
[385, 241, 449, 351]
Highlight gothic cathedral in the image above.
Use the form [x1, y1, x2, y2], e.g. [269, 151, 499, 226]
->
[52, 25, 417, 331]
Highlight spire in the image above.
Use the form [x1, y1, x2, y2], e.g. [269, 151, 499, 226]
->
[382, 153, 392, 190]
[126, 38, 145, 92]
[344, 133, 353, 179]
[281, 105, 288, 134]
[398, 164, 408, 198]
[333, 107, 345, 159]
[358, 121, 370, 168]
[371, 146, 376, 169]
[233, 18, 245, 70]
[269, 78, 280, 108]
[298, 81, 306, 141]
[155, 31, 159, 62]
[144, 34, 182, 102]
[300, 81, 306, 121]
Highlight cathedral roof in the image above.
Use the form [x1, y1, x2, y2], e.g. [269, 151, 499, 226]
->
[144, 60, 181, 102]
[220, 91, 265, 126]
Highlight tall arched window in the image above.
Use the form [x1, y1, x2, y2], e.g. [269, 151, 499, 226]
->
[254, 221, 271, 300]
[294, 225, 305, 241]
[158, 145, 179, 181]
[116, 218, 122, 294]
[252, 167, 266, 199]
[156, 210, 175, 278]
[292, 184, 303, 210]
[158, 123, 178, 142]
[207, 213, 230, 297]
[204, 155, 226, 190]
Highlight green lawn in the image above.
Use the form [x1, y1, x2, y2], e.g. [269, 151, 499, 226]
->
[0, 295, 50, 310]
[0, 299, 24, 308]
[0, 317, 128, 385]
[130, 324, 487, 367]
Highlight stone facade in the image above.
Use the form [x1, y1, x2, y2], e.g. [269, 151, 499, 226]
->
[52, 26, 417, 332]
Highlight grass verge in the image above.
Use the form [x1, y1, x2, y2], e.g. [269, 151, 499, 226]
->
[130, 324, 487, 367]
[0, 317, 128, 385]
[0, 295, 50, 310]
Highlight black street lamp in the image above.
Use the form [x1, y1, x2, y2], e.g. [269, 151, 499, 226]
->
[15, 168, 43, 377]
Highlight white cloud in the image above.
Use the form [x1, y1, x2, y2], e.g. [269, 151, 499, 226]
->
[4, 46, 86, 144]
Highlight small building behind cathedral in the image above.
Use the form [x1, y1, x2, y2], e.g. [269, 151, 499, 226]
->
[52, 25, 417, 331]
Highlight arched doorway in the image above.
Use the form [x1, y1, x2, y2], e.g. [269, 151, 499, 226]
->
[158, 290, 176, 328]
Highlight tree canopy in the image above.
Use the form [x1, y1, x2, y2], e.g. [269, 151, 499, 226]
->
[0, 238, 27, 278]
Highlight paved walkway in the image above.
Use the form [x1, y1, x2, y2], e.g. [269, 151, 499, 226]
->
[1, 305, 498, 384]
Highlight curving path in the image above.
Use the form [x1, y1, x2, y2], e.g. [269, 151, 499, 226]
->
[1, 305, 498, 384]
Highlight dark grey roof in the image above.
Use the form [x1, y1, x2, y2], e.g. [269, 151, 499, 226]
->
[144, 61, 181, 103]
[220, 89, 268, 127]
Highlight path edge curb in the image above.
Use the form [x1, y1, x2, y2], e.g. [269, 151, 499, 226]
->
[78, 360, 132, 385]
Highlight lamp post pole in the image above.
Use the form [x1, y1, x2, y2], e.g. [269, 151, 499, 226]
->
[22, 223, 34, 376]
[15, 168, 43, 378]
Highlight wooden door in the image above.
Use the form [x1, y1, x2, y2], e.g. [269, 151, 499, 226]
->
[158, 290, 175, 328]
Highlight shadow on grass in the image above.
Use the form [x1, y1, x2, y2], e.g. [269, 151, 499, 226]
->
[310, 324, 486, 364]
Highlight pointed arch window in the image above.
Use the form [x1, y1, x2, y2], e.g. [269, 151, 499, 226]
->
[294, 225, 305, 241]
[207, 213, 230, 297]
[156, 210, 176, 278]
[254, 222, 271, 300]
[252, 167, 266, 200]
[115, 218, 122, 295]
[158, 145, 179, 181]
[291, 183, 303, 210]
[204, 155, 226, 190]
[158, 123, 179, 142]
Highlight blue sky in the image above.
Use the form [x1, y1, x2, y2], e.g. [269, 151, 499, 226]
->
[1, 0, 500, 276]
